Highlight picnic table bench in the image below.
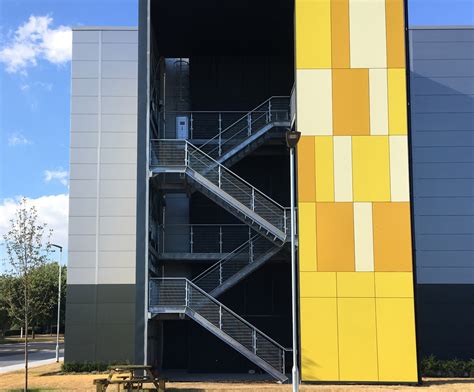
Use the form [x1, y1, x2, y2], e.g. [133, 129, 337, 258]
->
[93, 365, 165, 391]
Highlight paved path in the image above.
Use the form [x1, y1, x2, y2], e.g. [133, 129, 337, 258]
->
[0, 341, 64, 373]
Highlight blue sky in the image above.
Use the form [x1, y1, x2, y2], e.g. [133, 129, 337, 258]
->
[0, 0, 473, 268]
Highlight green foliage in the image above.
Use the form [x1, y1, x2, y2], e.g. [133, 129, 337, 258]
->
[421, 355, 474, 378]
[61, 361, 129, 373]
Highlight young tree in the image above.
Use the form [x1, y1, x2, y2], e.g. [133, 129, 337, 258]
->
[2, 198, 52, 392]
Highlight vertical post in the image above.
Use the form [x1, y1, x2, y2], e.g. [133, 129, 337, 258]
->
[190, 113, 194, 139]
[185, 280, 189, 307]
[282, 349, 286, 375]
[190, 225, 194, 253]
[247, 113, 252, 136]
[218, 165, 221, 188]
[252, 329, 257, 354]
[251, 188, 255, 211]
[219, 306, 222, 330]
[219, 226, 223, 254]
[184, 141, 188, 167]
[268, 99, 272, 123]
[249, 237, 254, 263]
[218, 113, 222, 156]
[219, 264, 223, 285]
[55, 248, 62, 362]
[290, 146, 299, 391]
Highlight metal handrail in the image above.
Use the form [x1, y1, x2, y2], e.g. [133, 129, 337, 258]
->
[158, 224, 251, 254]
[192, 234, 259, 283]
[149, 277, 291, 352]
[150, 139, 288, 211]
[198, 96, 290, 158]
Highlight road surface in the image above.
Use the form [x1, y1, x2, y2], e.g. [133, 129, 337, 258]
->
[0, 340, 64, 373]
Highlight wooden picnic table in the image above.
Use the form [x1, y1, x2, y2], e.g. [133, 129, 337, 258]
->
[93, 364, 165, 391]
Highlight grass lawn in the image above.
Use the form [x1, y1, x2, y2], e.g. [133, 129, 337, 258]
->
[1, 363, 474, 391]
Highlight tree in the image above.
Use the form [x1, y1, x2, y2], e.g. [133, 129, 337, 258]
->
[2, 198, 52, 392]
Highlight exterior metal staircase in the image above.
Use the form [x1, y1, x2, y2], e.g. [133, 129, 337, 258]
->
[149, 278, 290, 382]
[198, 96, 290, 167]
[193, 234, 282, 297]
[150, 140, 290, 245]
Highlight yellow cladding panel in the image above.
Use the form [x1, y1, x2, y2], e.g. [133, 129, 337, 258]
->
[333, 136, 353, 202]
[388, 68, 408, 135]
[314, 136, 335, 201]
[386, 0, 406, 68]
[349, 0, 387, 68]
[331, 0, 351, 68]
[337, 272, 375, 297]
[338, 298, 378, 381]
[296, 70, 333, 135]
[352, 136, 391, 202]
[375, 272, 414, 297]
[316, 203, 355, 272]
[389, 136, 410, 201]
[300, 298, 339, 381]
[376, 298, 418, 382]
[369, 69, 389, 135]
[297, 136, 316, 202]
[298, 202, 317, 271]
[300, 272, 337, 297]
[296, 0, 332, 69]
[353, 203, 374, 271]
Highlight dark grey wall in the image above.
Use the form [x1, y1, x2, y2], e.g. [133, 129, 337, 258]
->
[409, 27, 474, 284]
[409, 27, 474, 359]
[65, 285, 135, 362]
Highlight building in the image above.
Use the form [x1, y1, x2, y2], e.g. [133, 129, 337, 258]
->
[65, 0, 473, 384]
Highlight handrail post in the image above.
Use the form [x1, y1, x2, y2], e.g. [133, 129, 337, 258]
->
[184, 141, 188, 167]
[268, 99, 272, 123]
[219, 263, 223, 286]
[219, 226, 223, 254]
[190, 225, 194, 253]
[250, 237, 254, 263]
[218, 165, 221, 188]
[284, 209, 287, 235]
[185, 280, 188, 307]
[282, 350, 286, 375]
[247, 113, 252, 136]
[219, 305, 222, 330]
[218, 113, 222, 157]
[190, 113, 194, 139]
[252, 330, 257, 354]
[251, 188, 255, 211]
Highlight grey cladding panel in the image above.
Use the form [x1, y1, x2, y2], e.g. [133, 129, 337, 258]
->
[411, 29, 474, 42]
[415, 234, 474, 251]
[413, 178, 474, 197]
[417, 267, 474, 284]
[412, 60, 474, 77]
[413, 162, 474, 179]
[412, 42, 474, 60]
[101, 61, 137, 79]
[412, 146, 474, 163]
[415, 215, 474, 235]
[72, 79, 99, 96]
[73, 30, 100, 43]
[102, 43, 138, 61]
[412, 113, 474, 131]
[416, 250, 474, 268]
[412, 95, 474, 113]
[72, 61, 99, 78]
[102, 30, 138, 43]
[411, 76, 474, 95]
[413, 197, 474, 215]
[412, 132, 474, 148]
[72, 43, 100, 61]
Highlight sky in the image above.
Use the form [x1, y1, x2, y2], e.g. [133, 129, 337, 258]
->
[0, 0, 473, 270]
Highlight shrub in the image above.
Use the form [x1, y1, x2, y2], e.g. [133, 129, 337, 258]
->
[61, 362, 109, 373]
[421, 355, 474, 378]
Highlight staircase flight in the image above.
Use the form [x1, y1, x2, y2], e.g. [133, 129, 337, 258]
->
[149, 278, 290, 382]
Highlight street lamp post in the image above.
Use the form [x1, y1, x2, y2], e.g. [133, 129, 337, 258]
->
[51, 244, 63, 363]
[285, 128, 301, 392]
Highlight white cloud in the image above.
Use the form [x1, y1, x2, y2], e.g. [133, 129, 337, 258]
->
[0, 15, 71, 74]
[44, 169, 68, 186]
[0, 194, 69, 252]
[8, 132, 32, 146]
